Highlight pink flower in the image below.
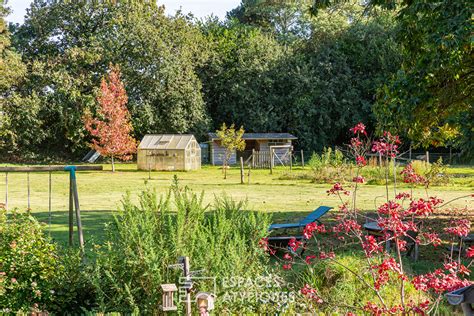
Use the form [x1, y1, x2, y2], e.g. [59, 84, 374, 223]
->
[420, 232, 442, 246]
[467, 246, 474, 258]
[356, 156, 367, 166]
[333, 219, 361, 235]
[303, 222, 326, 239]
[319, 251, 335, 259]
[11, 278, 17, 283]
[282, 263, 292, 270]
[350, 137, 362, 148]
[305, 255, 317, 264]
[445, 219, 470, 237]
[406, 198, 440, 216]
[259, 237, 276, 255]
[327, 182, 350, 195]
[401, 163, 425, 184]
[412, 264, 471, 294]
[288, 237, 302, 252]
[395, 192, 411, 200]
[353, 175, 365, 183]
[283, 253, 293, 261]
[364, 302, 384, 315]
[301, 284, 324, 303]
[350, 123, 367, 135]
[362, 235, 383, 257]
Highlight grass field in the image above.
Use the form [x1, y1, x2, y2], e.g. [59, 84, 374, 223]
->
[1, 163, 473, 246]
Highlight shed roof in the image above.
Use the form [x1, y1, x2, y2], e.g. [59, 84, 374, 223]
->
[208, 132, 297, 141]
[139, 134, 196, 150]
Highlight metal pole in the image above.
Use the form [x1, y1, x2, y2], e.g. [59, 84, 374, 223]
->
[301, 150, 304, 169]
[69, 172, 74, 246]
[72, 176, 84, 250]
[182, 256, 192, 316]
[27, 172, 30, 210]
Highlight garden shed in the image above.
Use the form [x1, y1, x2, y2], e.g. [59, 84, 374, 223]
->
[137, 134, 201, 171]
[207, 132, 297, 167]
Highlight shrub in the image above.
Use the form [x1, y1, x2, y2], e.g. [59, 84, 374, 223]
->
[0, 209, 60, 312]
[91, 180, 272, 313]
[267, 124, 473, 315]
[295, 252, 425, 314]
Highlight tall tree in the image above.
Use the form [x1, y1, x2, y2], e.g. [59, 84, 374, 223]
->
[199, 20, 284, 132]
[310, 0, 473, 156]
[372, 0, 473, 156]
[227, 0, 313, 44]
[84, 66, 136, 172]
[0, 0, 27, 152]
[10, 0, 209, 158]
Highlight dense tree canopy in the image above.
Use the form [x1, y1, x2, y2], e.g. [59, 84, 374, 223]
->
[6, 0, 208, 157]
[372, 0, 473, 155]
[201, 5, 401, 151]
[0, 0, 27, 151]
[0, 0, 471, 161]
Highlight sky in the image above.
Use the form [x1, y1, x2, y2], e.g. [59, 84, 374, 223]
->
[5, 0, 241, 24]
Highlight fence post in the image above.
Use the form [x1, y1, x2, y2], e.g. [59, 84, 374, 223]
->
[426, 151, 429, 164]
[301, 150, 304, 169]
[409, 145, 412, 161]
[247, 164, 251, 184]
[240, 157, 244, 184]
[27, 172, 30, 210]
[270, 149, 274, 174]
[449, 147, 452, 164]
[378, 152, 382, 167]
[289, 148, 293, 172]
[252, 149, 255, 169]
[4, 172, 8, 211]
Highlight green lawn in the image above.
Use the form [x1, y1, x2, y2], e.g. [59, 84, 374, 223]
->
[1, 163, 473, 246]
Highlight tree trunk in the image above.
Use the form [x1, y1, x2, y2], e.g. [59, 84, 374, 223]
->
[111, 156, 115, 172]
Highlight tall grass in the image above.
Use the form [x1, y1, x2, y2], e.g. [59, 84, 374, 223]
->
[91, 179, 272, 313]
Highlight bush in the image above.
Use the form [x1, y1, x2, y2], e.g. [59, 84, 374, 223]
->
[91, 180, 272, 313]
[0, 209, 60, 312]
[294, 252, 424, 314]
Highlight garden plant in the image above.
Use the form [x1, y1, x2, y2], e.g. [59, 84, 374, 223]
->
[263, 123, 473, 315]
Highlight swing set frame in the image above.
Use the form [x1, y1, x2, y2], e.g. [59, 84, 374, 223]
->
[0, 165, 103, 250]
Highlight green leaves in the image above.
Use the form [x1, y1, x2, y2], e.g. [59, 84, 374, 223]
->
[7, 1, 209, 158]
[373, 0, 473, 155]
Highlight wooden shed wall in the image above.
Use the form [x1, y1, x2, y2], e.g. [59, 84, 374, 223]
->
[210, 142, 236, 166]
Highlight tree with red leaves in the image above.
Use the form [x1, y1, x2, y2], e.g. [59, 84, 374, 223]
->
[84, 65, 136, 172]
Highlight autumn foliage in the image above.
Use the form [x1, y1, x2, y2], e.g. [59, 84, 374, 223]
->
[84, 65, 136, 171]
[261, 123, 473, 315]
